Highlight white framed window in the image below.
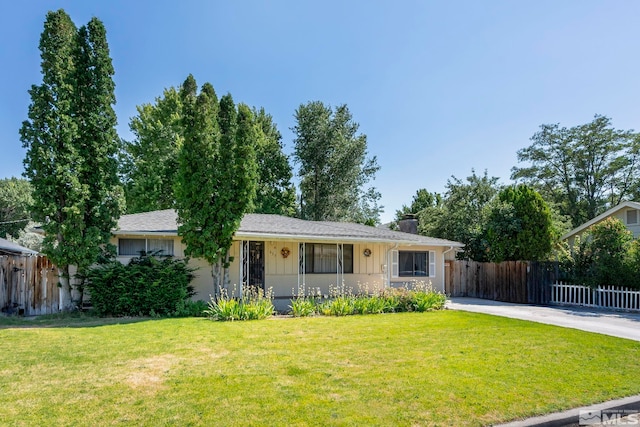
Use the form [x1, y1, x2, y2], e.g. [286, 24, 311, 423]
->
[118, 238, 174, 256]
[304, 243, 353, 274]
[627, 210, 638, 225]
[391, 250, 435, 278]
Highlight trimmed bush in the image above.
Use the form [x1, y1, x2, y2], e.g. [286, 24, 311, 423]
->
[86, 255, 195, 317]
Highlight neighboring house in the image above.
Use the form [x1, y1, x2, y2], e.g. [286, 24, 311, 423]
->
[562, 201, 640, 247]
[0, 237, 38, 256]
[114, 209, 463, 303]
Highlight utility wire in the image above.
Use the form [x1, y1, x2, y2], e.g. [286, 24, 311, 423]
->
[0, 218, 30, 225]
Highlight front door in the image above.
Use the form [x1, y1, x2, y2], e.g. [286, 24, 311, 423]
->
[248, 241, 265, 290]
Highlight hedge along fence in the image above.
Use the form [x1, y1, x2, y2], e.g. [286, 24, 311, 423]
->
[0, 255, 59, 316]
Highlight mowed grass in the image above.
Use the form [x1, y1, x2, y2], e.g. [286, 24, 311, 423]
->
[1, 311, 639, 426]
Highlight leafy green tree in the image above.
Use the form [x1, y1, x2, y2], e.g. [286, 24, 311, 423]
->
[484, 185, 554, 262]
[568, 217, 634, 287]
[0, 178, 32, 239]
[122, 90, 294, 216]
[512, 115, 640, 228]
[393, 189, 442, 229]
[175, 76, 257, 294]
[251, 108, 296, 216]
[122, 88, 183, 213]
[293, 101, 381, 223]
[418, 170, 500, 260]
[20, 10, 122, 309]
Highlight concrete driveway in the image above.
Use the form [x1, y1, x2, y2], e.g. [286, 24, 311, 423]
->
[447, 297, 640, 342]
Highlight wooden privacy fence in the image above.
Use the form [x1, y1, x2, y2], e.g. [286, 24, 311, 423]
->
[0, 255, 59, 316]
[445, 260, 560, 304]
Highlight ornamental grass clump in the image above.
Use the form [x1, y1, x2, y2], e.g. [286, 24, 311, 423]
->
[289, 297, 316, 317]
[205, 285, 274, 321]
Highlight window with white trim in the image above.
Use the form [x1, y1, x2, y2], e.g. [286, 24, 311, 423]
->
[118, 238, 174, 256]
[391, 250, 435, 278]
[304, 243, 353, 274]
[627, 209, 638, 225]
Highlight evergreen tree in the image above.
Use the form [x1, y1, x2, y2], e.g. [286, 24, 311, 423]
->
[484, 185, 554, 262]
[20, 10, 122, 309]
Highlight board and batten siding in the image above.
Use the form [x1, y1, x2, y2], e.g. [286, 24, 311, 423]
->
[111, 235, 454, 301]
[389, 245, 451, 293]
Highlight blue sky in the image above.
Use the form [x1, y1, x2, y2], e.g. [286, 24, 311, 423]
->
[2, 1, 640, 223]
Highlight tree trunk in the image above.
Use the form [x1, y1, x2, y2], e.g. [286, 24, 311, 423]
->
[212, 259, 223, 299]
[223, 252, 231, 292]
[58, 265, 74, 311]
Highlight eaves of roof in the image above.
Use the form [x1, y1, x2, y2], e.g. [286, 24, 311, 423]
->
[561, 201, 640, 241]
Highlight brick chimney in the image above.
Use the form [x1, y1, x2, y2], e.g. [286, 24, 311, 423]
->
[398, 214, 418, 234]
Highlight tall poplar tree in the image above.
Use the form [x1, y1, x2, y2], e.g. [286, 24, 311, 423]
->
[293, 101, 381, 223]
[174, 77, 257, 294]
[122, 90, 292, 216]
[20, 10, 122, 309]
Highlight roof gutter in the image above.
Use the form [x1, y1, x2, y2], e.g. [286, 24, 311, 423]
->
[111, 231, 464, 247]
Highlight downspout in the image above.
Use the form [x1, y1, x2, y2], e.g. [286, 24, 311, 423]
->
[443, 245, 455, 258]
[385, 243, 399, 288]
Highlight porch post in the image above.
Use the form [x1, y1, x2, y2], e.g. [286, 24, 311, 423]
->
[336, 243, 344, 286]
[240, 240, 249, 297]
[298, 242, 305, 292]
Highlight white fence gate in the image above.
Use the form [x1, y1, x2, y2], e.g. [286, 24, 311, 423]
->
[550, 281, 640, 312]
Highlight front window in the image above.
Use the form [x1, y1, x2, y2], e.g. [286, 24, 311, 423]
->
[118, 238, 174, 256]
[305, 243, 353, 274]
[399, 251, 428, 277]
[627, 209, 638, 225]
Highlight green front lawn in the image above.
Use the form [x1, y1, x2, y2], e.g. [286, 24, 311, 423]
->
[1, 311, 639, 426]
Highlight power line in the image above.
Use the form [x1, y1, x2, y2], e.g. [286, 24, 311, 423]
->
[0, 218, 30, 225]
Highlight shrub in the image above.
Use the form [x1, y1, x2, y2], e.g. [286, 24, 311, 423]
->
[86, 255, 195, 317]
[174, 300, 209, 317]
[565, 217, 640, 289]
[205, 286, 274, 321]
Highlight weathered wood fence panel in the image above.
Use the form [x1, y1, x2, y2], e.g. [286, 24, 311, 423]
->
[0, 255, 59, 316]
[446, 260, 559, 304]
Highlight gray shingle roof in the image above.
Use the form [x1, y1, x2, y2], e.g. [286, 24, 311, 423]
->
[116, 209, 463, 247]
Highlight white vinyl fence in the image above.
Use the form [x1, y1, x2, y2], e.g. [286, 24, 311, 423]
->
[550, 281, 640, 312]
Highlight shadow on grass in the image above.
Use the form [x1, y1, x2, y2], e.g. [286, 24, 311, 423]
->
[0, 312, 192, 329]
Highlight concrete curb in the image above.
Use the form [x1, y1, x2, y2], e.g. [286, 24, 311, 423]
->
[495, 394, 640, 426]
